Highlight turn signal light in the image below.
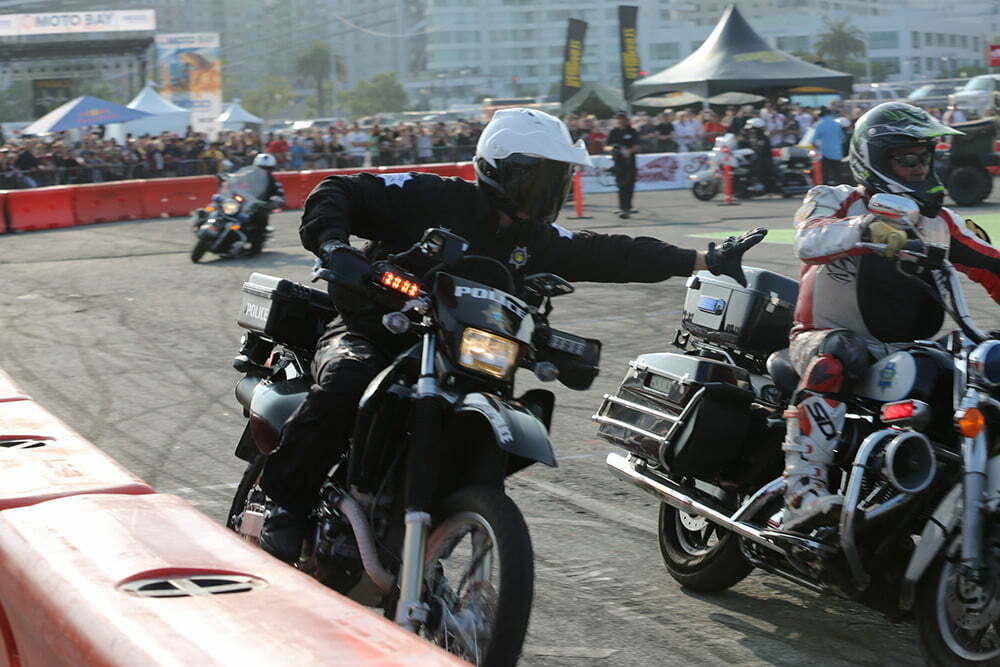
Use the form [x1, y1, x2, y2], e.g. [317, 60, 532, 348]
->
[957, 407, 986, 437]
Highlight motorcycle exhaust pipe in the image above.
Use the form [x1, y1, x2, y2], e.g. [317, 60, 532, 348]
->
[882, 431, 937, 495]
[606, 453, 785, 555]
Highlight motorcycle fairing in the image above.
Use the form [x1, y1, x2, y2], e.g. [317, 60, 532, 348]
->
[247, 376, 311, 454]
[456, 392, 556, 468]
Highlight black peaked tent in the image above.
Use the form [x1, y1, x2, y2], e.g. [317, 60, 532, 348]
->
[630, 4, 852, 101]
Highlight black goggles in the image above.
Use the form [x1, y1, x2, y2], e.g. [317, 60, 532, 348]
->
[889, 150, 932, 168]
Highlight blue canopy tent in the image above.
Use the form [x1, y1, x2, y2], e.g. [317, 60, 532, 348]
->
[23, 96, 152, 135]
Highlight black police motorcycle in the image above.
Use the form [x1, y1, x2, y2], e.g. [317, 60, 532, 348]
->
[227, 228, 601, 665]
[595, 193, 1000, 666]
[190, 167, 280, 263]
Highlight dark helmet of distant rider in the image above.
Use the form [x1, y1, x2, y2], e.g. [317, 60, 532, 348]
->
[473, 108, 592, 227]
[848, 101, 961, 217]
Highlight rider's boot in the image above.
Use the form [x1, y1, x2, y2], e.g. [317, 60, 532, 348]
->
[780, 392, 846, 532]
[260, 506, 309, 563]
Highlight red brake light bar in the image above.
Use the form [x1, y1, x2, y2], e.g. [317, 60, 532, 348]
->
[381, 271, 420, 297]
[882, 401, 915, 421]
[880, 399, 931, 427]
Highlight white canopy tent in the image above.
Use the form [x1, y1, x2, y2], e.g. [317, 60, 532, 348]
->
[104, 85, 191, 143]
[217, 100, 262, 132]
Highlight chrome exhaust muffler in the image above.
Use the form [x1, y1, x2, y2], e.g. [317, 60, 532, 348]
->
[606, 453, 785, 555]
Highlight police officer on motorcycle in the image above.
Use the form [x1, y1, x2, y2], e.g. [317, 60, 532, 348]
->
[781, 102, 1000, 532]
[258, 107, 767, 561]
[245, 152, 286, 249]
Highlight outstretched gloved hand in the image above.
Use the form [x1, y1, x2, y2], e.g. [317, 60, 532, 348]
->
[867, 219, 907, 258]
[705, 227, 768, 287]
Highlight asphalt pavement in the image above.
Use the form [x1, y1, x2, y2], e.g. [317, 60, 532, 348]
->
[1, 186, 998, 666]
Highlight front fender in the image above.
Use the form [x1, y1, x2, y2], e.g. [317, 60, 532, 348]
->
[900, 482, 962, 610]
[456, 392, 556, 468]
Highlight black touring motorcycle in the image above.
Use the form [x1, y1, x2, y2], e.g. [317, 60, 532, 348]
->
[227, 229, 600, 665]
[190, 167, 280, 263]
[594, 193, 1000, 666]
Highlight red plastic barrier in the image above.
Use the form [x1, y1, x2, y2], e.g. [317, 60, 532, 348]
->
[275, 171, 311, 209]
[6, 186, 76, 231]
[139, 175, 217, 218]
[0, 493, 465, 666]
[0, 399, 152, 510]
[73, 181, 146, 225]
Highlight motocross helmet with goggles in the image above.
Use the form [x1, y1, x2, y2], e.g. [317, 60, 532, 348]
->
[849, 102, 962, 217]
[474, 108, 592, 226]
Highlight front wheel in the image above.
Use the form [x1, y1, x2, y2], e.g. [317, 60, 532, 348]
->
[191, 235, 212, 263]
[692, 180, 720, 201]
[658, 504, 753, 592]
[421, 487, 533, 667]
[914, 555, 1000, 666]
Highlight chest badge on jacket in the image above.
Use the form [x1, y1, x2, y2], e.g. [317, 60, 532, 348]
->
[509, 246, 529, 269]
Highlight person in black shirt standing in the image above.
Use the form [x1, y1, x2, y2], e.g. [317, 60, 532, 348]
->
[605, 111, 640, 219]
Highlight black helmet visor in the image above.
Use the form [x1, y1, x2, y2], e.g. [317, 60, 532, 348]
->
[495, 155, 574, 225]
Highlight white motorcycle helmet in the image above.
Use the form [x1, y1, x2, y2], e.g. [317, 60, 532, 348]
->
[746, 117, 766, 130]
[253, 153, 277, 169]
[474, 108, 591, 226]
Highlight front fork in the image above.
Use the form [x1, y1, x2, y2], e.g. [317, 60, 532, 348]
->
[961, 426, 991, 581]
[395, 331, 446, 631]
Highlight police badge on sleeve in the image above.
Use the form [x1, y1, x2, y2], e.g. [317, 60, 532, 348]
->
[509, 246, 529, 269]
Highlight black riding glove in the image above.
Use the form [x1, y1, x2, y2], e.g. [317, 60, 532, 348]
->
[318, 240, 373, 313]
[705, 227, 768, 287]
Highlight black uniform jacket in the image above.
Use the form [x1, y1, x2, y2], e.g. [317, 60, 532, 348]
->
[300, 171, 696, 287]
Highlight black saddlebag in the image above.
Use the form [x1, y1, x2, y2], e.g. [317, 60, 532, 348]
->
[237, 273, 336, 349]
[595, 353, 763, 479]
[681, 268, 797, 358]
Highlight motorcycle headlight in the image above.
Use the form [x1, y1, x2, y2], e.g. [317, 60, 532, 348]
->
[458, 328, 519, 379]
[222, 199, 241, 215]
[969, 340, 1000, 387]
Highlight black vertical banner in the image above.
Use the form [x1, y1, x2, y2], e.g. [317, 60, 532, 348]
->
[560, 19, 587, 103]
[618, 5, 640, 101]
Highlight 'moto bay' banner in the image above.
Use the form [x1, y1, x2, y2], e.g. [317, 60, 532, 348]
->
[560, 19, 587, 104]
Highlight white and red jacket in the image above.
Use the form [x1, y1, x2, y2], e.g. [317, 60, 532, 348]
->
[792, 184, 1000, 342]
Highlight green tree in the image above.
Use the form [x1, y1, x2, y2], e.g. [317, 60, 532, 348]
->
[814, 18, 867, 71]
[296, 41, 332, 115]
[337, 72, 408, 117]
[243, 76, 297, 119]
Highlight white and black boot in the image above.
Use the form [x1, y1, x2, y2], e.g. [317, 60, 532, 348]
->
[780, 393, 846, 533]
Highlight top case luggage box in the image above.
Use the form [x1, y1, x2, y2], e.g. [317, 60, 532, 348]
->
[238, 273, 336, 349]
[682, 267, 798, 357]
[595, 353, 757, 478]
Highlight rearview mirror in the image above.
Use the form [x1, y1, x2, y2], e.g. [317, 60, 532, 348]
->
[419, 228, 469, 265]
[869, 193, 921, 228]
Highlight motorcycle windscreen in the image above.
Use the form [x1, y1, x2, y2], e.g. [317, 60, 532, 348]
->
[221, 166, 270, 202]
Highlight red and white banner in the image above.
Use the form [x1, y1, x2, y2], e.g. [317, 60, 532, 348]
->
[579, 152, 711, 194]
[990, 44, 1000, 67]
[0, 10, 155, 37]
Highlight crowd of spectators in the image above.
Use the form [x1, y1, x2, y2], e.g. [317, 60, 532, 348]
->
[0, 100, 987, 190]
[0, 120, 488, 189]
